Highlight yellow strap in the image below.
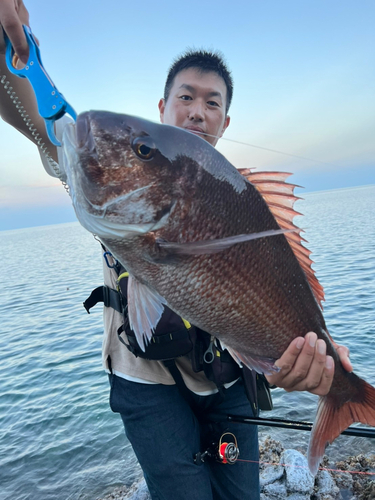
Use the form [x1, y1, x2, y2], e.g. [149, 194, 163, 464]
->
[181, 318, 191, 329]
[117, 271, 129, 282]
[117, 271, 129, 291]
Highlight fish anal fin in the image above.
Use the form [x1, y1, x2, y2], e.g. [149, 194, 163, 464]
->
[225, 346, 279, 375]
[308, 374, 375, 475]
[127, 275, 167, 351]
[239, 169, 325, 309]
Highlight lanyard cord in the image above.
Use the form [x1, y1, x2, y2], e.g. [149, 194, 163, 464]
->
[205, 132, 342, 169]
[236, 457, 375, 476]
[0, 68, 70, 196]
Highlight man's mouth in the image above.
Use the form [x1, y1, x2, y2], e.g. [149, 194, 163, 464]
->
[185, 126, 206, 135]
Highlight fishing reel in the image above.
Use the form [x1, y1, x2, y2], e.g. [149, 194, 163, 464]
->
[194, 432, 239, 465]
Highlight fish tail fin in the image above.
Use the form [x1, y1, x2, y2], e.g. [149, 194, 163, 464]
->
[308, 374, 375, 475]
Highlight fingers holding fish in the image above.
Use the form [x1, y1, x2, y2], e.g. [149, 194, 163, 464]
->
[284, 332, 319, 389]
[333, 342, 353, 373]
[265, 332, 335, 395]
[295, 335, 333, 395]
[300, 345, 335, 397]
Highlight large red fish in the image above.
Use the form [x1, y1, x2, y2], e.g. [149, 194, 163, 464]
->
[63, 110, 375, 474]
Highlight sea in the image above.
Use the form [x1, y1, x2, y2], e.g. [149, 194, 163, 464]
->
[0, 184, 374, 500]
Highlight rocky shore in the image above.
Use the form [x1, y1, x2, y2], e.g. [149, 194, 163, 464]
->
[96, 436, 375, 500]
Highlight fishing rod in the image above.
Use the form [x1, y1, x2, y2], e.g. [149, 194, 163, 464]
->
[203, 132, 343, 169]
[195, 416, 375, 468]
[227, 415, 375, 439]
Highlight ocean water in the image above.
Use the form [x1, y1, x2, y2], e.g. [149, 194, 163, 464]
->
[0, 185, 374, 499]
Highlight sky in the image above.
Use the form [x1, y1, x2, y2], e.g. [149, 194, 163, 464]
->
[0, 0, 374, 231]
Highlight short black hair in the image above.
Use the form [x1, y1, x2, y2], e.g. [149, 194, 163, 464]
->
[164, 49, 233, 114]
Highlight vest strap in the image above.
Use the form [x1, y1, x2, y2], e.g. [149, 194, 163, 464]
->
[83, 285, 122, 314]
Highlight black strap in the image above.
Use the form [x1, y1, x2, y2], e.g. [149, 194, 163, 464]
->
[149, 329, 191, 344]
[256, 374, 273, 411]
[83, 285, 123, 314]
[242, 367, 259, 415]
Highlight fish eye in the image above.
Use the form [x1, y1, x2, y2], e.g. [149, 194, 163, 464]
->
[132, 137, 156, 160]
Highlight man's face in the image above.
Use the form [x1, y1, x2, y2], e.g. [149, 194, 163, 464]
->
[158, 68, 230, 147]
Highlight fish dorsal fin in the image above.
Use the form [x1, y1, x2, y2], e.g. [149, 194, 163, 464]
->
[238, 168, 325, 308]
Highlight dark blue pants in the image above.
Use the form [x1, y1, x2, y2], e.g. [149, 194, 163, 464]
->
[109, 374, 260, 500]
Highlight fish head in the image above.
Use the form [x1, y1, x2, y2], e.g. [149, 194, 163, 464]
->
[62, 110, 238, 241]
[62, 110, 247, 244]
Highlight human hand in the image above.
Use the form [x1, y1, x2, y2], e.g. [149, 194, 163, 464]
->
[265, 332, 353, 396]
[331, 340, 352, 373]
[0, 0, 30, 63]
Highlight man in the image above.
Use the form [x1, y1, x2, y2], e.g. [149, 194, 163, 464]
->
[0, 3, 352, 499]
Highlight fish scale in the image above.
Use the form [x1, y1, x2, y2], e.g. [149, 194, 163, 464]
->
[108, 176, 321, 355]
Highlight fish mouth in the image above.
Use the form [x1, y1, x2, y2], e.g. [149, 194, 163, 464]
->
[76, 112, 97, 155]
[63, 114, 176, 239]
[83, 184, 153, 212]
[76, 190, 176, 239]
[64, 111, 197, 239]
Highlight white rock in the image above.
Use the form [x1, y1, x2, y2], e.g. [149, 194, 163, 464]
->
[260, 463, 285, 487]
[281, 449, 314, 494]
[286, 494, 311, 500]
[263, 480, 288, 498]
[315, 469, 340, 498]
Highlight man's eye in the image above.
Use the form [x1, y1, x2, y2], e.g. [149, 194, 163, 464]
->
[180, 95, 192, 101]
[208, 101, 219, 107]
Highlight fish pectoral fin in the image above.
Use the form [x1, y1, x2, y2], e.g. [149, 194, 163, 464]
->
[127, 275, 167, 351]
[226, 346, 280, 375]
[157, 229, 293, 256]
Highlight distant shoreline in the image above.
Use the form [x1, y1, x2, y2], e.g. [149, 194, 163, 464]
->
[2, 184, 374, 232]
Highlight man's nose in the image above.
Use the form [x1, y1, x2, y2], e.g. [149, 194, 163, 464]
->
[188, 100, 205, 121]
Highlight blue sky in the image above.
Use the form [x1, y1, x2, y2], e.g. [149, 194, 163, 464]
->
[0, 0, 374, 230]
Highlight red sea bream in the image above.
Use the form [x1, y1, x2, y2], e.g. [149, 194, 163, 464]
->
[62, 110, 375, 474]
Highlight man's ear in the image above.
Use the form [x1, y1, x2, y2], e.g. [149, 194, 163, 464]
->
[220, 115, 230, 137]
[158, 98, 165, 123]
